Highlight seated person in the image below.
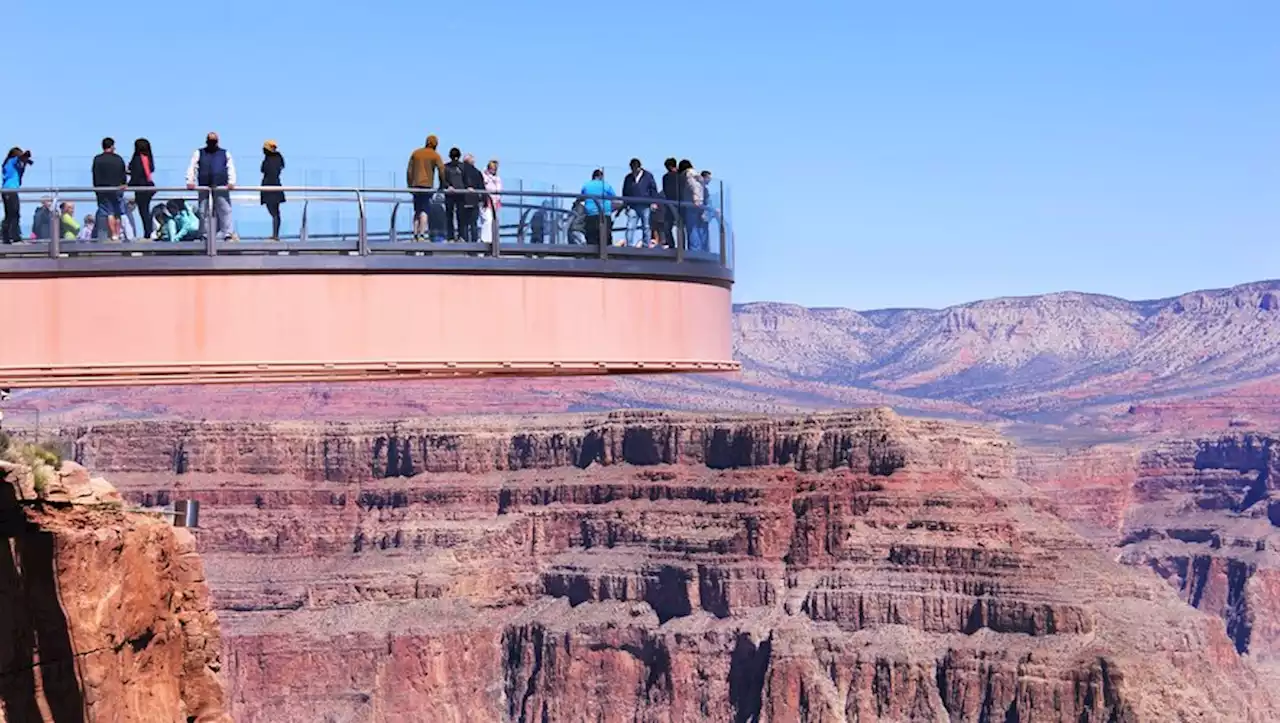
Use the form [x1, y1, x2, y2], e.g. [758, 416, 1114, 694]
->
[155, 200, 200, 242]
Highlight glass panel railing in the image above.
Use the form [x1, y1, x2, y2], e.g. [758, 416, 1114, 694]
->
[0, 155, 733, 272]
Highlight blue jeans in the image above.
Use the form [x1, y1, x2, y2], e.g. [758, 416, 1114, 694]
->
[625, 206, 651, 247]
[683, 207, 708, 252]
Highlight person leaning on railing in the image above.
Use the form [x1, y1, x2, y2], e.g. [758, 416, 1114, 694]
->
[407, 134, 445, 242]
[580, 168, 616, 245]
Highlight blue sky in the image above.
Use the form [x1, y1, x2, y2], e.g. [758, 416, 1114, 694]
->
[7, 0, 1278, 310]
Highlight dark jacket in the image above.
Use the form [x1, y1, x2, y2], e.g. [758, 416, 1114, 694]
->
[128, 153, 155, 187]
[621, 169, 659, 209]
[92, 152, 127, 202]
[463, 162, 485, 207]
[32, 206, 53, 239]
[661, 170, 681, 202]
[445, 160, 483, 206]
[260, 152, 286, 205]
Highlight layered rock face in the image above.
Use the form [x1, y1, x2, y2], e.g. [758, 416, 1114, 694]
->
[0, 459, 230, 722]
[64, 410, 1276, 721]
[1109, 435, 1280, 667]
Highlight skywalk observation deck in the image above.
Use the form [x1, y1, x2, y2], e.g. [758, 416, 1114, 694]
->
[0, 183, 736, 387]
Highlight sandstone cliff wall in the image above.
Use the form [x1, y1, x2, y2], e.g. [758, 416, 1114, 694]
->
[0, 459, 230, 722]
[56, 411, 1277, 722]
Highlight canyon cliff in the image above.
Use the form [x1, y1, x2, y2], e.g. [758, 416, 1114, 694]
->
[1024, 433, 1280, 674]
[54, 410, 1276, 721]
[0, 454, 231, 722]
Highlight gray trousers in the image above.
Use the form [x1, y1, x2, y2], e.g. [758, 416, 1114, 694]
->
[198, 190, 234, 238]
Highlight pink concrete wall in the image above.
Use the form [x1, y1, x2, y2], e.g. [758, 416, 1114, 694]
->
[3, 273, 735, 386]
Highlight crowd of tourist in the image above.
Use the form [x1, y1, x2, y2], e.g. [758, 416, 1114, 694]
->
[1, 133, 285, 243]
[1, 132, 719, 250]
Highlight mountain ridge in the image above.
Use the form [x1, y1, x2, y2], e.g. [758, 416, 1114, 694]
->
[11, 279, 1280, 435]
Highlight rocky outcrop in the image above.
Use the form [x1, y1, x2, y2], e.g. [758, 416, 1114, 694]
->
[1110, 434, 1280, 666]
[0, 459, 230, 722]
[56, 410, 1277, 721]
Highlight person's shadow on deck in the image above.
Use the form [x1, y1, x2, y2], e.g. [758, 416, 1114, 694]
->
[0, 482, 86, 722]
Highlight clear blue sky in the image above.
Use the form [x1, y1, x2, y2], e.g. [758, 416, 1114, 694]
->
[8, 1, 1278, 310]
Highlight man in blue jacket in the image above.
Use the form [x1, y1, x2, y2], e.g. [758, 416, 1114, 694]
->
[580, 169, 616, 245]
[620, 158, 659, 248]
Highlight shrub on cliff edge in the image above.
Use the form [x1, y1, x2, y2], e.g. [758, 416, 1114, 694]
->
[1, 438, 63, 472]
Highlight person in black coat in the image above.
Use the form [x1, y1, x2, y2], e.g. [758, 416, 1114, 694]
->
[659, 157, 680, 248]
[260, 140, 286, 240]
[459, 153, 485, 244]
[128, 138, 156, 238]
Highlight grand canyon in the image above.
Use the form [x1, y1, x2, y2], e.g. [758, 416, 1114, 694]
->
[4, 279, 1280, 721]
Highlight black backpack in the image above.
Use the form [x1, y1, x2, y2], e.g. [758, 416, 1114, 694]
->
[444, 162, 465, 190]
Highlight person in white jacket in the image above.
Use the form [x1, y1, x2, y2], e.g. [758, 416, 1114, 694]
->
[479, 159, 503, 245]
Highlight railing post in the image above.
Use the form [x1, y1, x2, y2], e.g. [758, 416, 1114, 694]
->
[205, 185, 217, 256]
[718, 180, 727, 267]
[300, 201, 309, 243]
[675, 201, 685, 262]
[48, 189, 60, 258]
[489, 193, 500, 258]
[389, 201, 399, 244]
[597, 195, 608, 260]
[356, 190, 368, 255]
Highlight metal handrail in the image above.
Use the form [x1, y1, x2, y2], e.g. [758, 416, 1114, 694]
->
[0, 185, 727, 267]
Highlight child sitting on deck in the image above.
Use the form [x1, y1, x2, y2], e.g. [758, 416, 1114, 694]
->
[153, 200, 199, 242]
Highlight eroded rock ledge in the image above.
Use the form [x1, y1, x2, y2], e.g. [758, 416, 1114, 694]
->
[53, 410, 1280, 722]
[0, 458, 230, 722]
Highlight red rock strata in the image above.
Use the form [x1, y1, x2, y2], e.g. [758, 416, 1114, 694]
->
[0, 460, 230, 722]
[61, 410, 1277, 721]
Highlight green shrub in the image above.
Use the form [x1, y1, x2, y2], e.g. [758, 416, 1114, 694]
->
[3, 440, 63, 469]
[32, 465, 51, 495]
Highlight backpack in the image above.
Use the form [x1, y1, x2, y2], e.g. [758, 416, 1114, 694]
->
[444, 162, 465, 191]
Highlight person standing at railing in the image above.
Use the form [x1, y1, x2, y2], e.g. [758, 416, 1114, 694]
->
[91, 138, 129, 242]
[260, 141, 286, 240]
[700, 169, 719, 249]
[620, 158, 659, 248]
[457, 153, 485, 244]
[442, 148, 473, 242]
[128, 139, 156, 239]
[479, 159, 502, 245]
[185, 132, 238, 242]
[659, 158, 680, 249]
[407, 135, 445, 242]
[580, 169, 616, 245]
[2, 148, 32, 244]
[678, 159, 707, 252]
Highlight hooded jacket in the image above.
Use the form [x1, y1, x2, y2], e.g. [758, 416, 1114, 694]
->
[2, 156, 29, 189]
